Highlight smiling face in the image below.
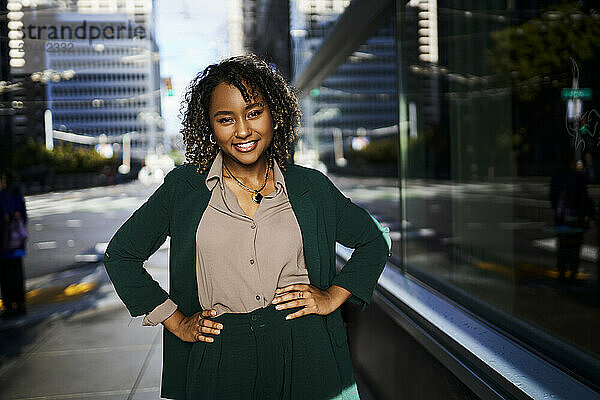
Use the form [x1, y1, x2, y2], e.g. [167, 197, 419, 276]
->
[209, 81, 274, 169]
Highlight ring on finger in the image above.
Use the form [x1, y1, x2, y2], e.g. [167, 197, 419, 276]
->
[297, 291, 303, 299]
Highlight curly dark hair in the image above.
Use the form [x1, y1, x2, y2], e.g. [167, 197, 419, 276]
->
[179, 54, 301, 173]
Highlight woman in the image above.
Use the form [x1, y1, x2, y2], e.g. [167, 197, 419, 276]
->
[0, 169, 28, 319]
[104, 54, 390, 399]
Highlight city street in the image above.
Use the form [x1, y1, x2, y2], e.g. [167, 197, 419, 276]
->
[0, 180, 170, 400]
[22, 181, 161, 279]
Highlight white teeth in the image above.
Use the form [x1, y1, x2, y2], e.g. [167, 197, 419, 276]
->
[235, 141, 256, 148]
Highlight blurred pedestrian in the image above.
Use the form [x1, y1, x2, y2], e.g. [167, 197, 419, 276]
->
[104, 54, 390, 399]
[550, 155, 594, 283]
[584, 152, 595, 183]
[0, 169, 28, 319]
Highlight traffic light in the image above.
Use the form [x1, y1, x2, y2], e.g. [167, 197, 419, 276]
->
[164, 77, 173, 96]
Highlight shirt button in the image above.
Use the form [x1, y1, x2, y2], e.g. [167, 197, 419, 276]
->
[250, 259, 254, 265]
[256, 295, 261, 300]
[251, 223, 256, 229]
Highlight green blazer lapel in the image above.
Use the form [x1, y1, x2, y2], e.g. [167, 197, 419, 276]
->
[173, 165, 211, 313]
[182, 164, 211, 236]
[282, 165, 323, 289]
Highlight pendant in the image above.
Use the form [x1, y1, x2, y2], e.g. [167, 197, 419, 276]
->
[252, 192, 263, 204]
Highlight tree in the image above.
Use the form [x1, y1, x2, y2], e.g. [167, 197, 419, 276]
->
[489, 3, 600, 101]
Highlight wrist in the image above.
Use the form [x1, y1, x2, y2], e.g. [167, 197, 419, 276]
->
[162, 309, 185, 336]
[326, 284, 352, 309]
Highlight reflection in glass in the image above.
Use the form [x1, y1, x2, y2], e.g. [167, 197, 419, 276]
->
[398, 1, 600, 378]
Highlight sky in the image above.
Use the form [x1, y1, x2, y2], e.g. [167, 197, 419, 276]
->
[155, 0, 230, 142]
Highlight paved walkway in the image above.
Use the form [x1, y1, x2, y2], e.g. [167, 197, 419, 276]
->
[0, 305, 163, 400]
[0, 250, 170, 400]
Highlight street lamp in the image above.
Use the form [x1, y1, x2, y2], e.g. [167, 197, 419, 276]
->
[118, 132, 132, 175]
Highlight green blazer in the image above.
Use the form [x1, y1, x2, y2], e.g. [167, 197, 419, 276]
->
[104, 162, 389, 399]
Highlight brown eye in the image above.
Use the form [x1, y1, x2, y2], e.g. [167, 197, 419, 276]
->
[248, 109, 262, 118]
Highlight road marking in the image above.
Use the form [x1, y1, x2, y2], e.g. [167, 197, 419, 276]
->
[65, 219, 82, 228]
[533, 238, 598, 262]
[25, 196, 146, 218]
[74, 254, 101, 263]
[33, 241, 58, 250]
[95, 242, 108, 253]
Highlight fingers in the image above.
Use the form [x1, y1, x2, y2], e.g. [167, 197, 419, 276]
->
[284, 308, 307, 320]
[273, 298, 306, 311]
[195, 333, 214, 343]
[192, 310, 223, 343]
[275, 284, 309, 295]
[272, 286, 319, 320]
[272, 290, 310, 307]
[198, 316, 224, 330]
[198, 323, 222, 335]
[201, 309, 217, 318]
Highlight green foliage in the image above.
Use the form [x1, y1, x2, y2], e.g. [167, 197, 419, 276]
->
[347, 137, 398, 165]
[489, 3, 600, 101]
[11, 138, 116, 173]
[11, 138, 52, 169]
[168, 149, 185, 165]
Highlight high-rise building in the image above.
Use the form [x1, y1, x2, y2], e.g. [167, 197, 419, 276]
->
[290, 0, 396, 169]
[290, 0, 349, 79]
[403, 0, 440, 137]
[227, 0, 245, 57]
[239, 0, 292, 81]
[9, 0, 162, 159]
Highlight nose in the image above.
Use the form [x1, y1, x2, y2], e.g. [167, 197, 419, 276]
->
[235, 119, 252, 139]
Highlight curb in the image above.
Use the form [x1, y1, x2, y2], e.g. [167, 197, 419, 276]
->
[1, 253, 171, 331]
[67, 287, 125, 321]
[0, 263, 121, 331]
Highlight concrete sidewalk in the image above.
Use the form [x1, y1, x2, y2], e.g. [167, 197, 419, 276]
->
[0, 249, 170, 400]
[0, 304, 164, 400]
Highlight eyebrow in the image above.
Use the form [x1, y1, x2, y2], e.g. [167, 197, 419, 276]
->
[212, 102, 264, 118]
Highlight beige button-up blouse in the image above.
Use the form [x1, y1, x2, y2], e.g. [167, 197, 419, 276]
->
[142, 151, 311, 325]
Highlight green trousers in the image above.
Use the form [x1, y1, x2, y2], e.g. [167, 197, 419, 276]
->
[185, 303, 358, 400]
